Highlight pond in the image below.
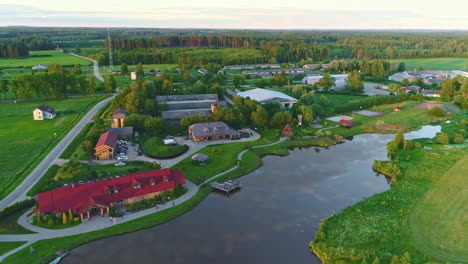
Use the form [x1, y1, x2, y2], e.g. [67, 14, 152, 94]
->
[63, 126, 440, 264]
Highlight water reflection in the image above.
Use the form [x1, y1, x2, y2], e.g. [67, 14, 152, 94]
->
[63, 127, 439, 264]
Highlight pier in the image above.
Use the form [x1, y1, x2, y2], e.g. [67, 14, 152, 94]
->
[210, 180, 241, 195]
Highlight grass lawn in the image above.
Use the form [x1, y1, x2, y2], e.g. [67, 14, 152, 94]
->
[408, 153, 468, 263]
[389, 57, 468, 71]
[0, 96, 108, 199]
[320, 93, 368, 106]
[0, 242, 27, 256]
[0, 50, 91, 68]
[141, 136, 186, 158]
[0, 207, 34, 235]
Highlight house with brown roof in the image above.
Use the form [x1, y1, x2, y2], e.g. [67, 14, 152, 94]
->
[33, 104, 56, 120]
[94, 131, 118, 160]
[189, 122, 240, 142]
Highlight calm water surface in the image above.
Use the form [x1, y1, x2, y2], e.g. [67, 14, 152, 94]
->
[63, 127, 439, 264]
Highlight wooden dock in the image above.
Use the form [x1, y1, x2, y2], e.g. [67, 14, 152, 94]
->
[211, 180, 241, 195]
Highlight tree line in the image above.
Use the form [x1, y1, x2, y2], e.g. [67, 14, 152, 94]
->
[0, 36, 54, 58]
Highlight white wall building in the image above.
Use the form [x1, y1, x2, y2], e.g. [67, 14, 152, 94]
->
[33, 104, 56, 120]
[302, 74, 348, 87]
[236, 88, 298, 108]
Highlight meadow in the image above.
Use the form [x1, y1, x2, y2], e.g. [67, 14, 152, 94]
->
[0, 96, 108, 199]
[389, 57, 468, 71]
[0, 51, 91, 68]
[408, 153, 468, 263]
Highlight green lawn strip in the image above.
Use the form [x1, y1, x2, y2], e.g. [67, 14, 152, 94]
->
[141, 136, 186, 158]
[0, 242, 27, 256]
[59, 122, 93, 159]
[0, 207, 34, 235]
[408, 153, 468, 263]
[0, 96, 109, 200]
[2, 186, 212, 264]
[0, 51, 91, 68]
[388, 58, 468, 71]
[27, 161, 159, 196]
[310, 144, 468, 264]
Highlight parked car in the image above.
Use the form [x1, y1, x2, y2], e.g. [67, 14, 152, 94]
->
[117, 156, 129, 162]
[163, 139, 177, 145]
[115, 162, 126, 167]
[165, 136, 174, 140]
[131, 142, 136, 146]
[137, 150, 144, 156]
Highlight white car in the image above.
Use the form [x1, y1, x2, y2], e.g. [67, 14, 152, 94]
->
[163, 139, 177, 145]
[117, 156, 129, 162]
[115, 162, 126, 167]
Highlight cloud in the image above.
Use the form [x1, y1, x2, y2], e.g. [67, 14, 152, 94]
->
[0, 4, 466, 29]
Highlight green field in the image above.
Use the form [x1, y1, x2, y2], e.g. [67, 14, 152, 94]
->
[0, 207, 34, 235]
[0, 242, 27, 256]
[141, 137, 186, 158]
[0, 96, 108, 199]
[408, 153, 468, 263]
[389, 58, 468, 71]
[0, 51, 91, 68]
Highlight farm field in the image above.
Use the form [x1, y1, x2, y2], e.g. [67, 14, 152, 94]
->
[389, 57, 468, 71]
[408, 153, 468, 263]
[0, 96, 108, 199]
[0, 50, 91, 68]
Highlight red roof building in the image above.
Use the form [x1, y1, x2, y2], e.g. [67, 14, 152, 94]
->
[94, 131, 118, 160]
[339, 119, 354, 127]
[37, 169, 186, 220]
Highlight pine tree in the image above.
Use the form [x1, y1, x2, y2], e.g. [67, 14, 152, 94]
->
[371, 257, 380, 264]
[68, 209, 73, 222]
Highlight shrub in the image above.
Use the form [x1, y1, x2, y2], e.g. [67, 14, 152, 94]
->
[429, 107, 445, 117]
[436, 132, 449, 144]
[452, 134, 464, 144]
[48, 218, 54, 226]
[373, 160, 401, 181]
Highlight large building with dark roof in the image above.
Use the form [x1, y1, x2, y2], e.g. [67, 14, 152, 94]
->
[94, 131, 118, 160]
[37, 168, 186, 220]
[189, 121, 240, 142]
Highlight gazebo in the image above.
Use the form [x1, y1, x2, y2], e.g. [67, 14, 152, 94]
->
[192, 153, 209, 164]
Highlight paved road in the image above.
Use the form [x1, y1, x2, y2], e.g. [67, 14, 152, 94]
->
[0, 96, 114, 210]
[68, 53, 104, 82]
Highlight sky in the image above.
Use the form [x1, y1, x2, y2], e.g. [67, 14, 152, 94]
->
[0, 0, 467, 29]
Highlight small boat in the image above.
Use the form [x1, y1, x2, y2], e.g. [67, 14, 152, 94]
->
[48, 250, 69, 264]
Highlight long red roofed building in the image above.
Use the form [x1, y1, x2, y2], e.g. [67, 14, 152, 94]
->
[37, 168, 186, 220]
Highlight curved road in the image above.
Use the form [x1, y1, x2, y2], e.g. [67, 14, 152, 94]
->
[0, 54, 110, 210]
[68, 53, 104, 82]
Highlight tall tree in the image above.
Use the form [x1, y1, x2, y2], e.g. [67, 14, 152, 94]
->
[346, 71, 364, 92]
[136, 63, 144, 78]
[251, 105, 268, 128]
[120, 63, 128, 74]
[71, 64, 82, 75]
[440, 78, 456, 102]
[397, 62, 406, 72]
[104, 75, 117, 93]
[0, 80, 8, 99]
[162, 80, 173, 95]
[318, 72, 336, 91]
[86, 75, 96, 95]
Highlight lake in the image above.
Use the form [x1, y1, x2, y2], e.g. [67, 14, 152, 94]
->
[63, 127, 440, 264]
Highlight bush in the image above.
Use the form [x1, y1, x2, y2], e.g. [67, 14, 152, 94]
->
[429, 107, 445, 117]
[452, 134, 465, 144]
[0, 199, 36, 219]
[436, 132, 449, 144]
[373, 160, 402, 181]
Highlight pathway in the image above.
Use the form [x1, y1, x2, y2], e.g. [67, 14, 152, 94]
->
[67, 53, 104, 82]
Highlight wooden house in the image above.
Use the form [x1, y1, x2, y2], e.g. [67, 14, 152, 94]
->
[94, 131, 118, 160]
[281, 123, 294, 136]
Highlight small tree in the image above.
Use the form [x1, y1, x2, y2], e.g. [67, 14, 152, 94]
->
[372, 257, 380, 264]
[36, 212, 42, 224]
[120, 63, 128, 74]
[436, 132, 449, 144]
[429, 107, 445, 117]
[318, 72, 336, 91]
[68, 209, 73, 221]
[48, 218, 54, 226]
[453, 134, 464, 144]
[62, 212, 68, 225]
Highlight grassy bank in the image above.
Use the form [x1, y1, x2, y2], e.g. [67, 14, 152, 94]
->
[310, 140, 468, 263]
[141, 136, 186, 158]
[0, 51, 91, 68]
[0, 96, 108, 200]
[0, 242, 27, 256]
[0, 207, 34, 235]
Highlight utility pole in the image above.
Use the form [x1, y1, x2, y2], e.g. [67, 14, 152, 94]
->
[107, 28, 113, 72]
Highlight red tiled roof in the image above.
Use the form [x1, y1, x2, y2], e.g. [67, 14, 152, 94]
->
[37, 169, 186, 214]
[339, 119, 353, 126]
[95, 131, 118, 150]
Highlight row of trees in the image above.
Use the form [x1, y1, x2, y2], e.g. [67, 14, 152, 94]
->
[0, 64, 116, 99]
[0, 36, 54, 58]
